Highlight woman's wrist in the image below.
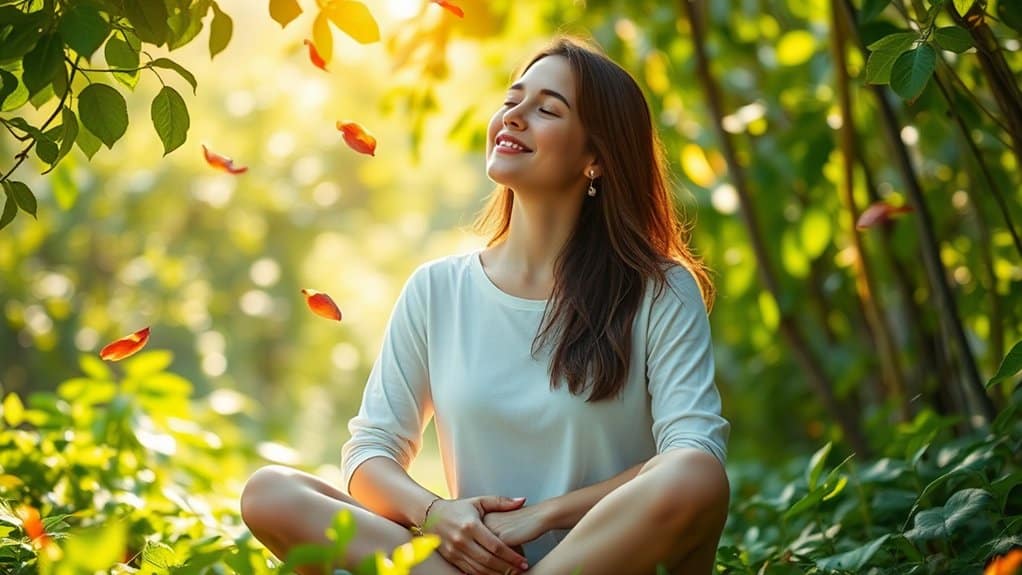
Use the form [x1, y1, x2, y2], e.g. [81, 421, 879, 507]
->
[411, 496, 443, 535]
[534, 497, 565, 530]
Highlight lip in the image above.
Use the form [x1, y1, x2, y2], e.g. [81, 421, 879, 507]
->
[494, 133, 533, 154]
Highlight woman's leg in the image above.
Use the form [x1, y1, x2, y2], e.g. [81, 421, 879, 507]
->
[239, 465, 463, 575]
[528, 448, 729, 575]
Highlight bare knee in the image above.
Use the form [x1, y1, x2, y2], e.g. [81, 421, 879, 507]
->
[641, 449, 730, 534]
[240, 465, 303, 533]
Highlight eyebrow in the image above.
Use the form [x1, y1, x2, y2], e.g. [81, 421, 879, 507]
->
[509, 82, 572, 109]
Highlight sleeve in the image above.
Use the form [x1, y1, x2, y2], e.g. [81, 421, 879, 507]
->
[341, 265, 433, 494]
[646, 265, 730, 466]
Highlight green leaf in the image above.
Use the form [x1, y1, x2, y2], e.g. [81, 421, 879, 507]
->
[0, 68, 18, 105]
[860, 0, 891, 22]
[168, 0, 210, 50]
[35, 131, 58, 163]
[125, 0, 169, 46]
[269, 0, 303, 28]
[816, 534, 891, 571]
[952, 0, 976, 16]
[150, 57, 197, 94]
[278, 543, 332, 573]
[2, 392, 24, 426]
[209, 1, 233, 58]
[800, 209, 831, 259]
[807, 442, 832, 490]
[988, 339, 1022, 388]
[46, 106, 78, 170]
[78, 83, 128, 148]
[0, 66, 28, 111]
[865, 32, 918, 84]
[80, 353, 113, 380]
[324, 1, 380, 44]
[391, 535, 440, 570]
[151, 85, 189, 155]
[890, 44, 935, 100]
[0, 188, 16, 230]
[21, 31, 62, 97]
[51, 161, 77, 210]
[0, 9, 47, 63]
[61, 521, 128, 572]
[105, 35, 141, 89]
[2, 180, 35, 217]
[904, 488, 993, 542]
[124, 350, 174, 378]
[75, 118, 102, 159]
[998, 0, 1022, 34]
[59, 3, 110, 59]
[933, 26, 972, 53]
[142, 540, 179, 570]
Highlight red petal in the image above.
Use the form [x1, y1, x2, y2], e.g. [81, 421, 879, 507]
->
[856, 201, 913, 230]
[17, 506, 51, 548]
[986, 549, 1022, 575]
[302, 289, 343, 321]
[99, 327, 151, 362]
[336, 121, 377, 156]
[431, 0, 464, 17]
[202, 144, 248, 175]
[304, 39, 328, 71]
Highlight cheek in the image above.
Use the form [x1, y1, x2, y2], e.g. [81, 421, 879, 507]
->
[485, 111, 502, 154]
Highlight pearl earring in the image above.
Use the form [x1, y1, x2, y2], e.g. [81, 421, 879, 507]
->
[587, 170, 597, 197]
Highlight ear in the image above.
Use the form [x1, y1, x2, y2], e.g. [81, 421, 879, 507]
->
[584, 162, 602, 179]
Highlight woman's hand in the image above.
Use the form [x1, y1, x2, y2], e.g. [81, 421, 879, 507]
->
[425, 496, 530, 575]
[482, 502, 553, 549]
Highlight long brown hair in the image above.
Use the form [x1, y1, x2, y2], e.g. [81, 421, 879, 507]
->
[473, 36, 714, 402]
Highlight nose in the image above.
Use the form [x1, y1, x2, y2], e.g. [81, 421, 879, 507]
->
[502, 104, 525, 130]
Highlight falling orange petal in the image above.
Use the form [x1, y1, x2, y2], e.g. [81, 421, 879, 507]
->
[430, 0, 464, 17]
[302, 289, 343, 321]
[99, 326, 151, 362]
[856, 201, 913, 230]
[17, 506, 52, 549]
[336, 121, 377, 156]
[986, 549, 1022, 575]
[202, 144, 248, 174]
[303, 39, 328, 71]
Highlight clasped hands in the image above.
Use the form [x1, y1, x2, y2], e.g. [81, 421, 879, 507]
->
[423, 495, 552, 575]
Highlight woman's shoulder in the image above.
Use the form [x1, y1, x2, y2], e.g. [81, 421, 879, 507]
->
[646, 261, 708, 315]
[404, 249, 480, 291]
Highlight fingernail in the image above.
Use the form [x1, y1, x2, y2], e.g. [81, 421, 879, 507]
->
[521, 562, 529, 570]
[514, 496, 526, 501]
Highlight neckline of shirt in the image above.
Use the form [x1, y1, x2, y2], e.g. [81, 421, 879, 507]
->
[469, 249, 550, 311]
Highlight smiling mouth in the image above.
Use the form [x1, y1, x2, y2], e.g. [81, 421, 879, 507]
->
[495, 135, 532, 152]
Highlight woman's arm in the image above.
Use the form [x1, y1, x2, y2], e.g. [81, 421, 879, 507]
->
[348, 456, 440, 528]
[539, 461, 646, 529]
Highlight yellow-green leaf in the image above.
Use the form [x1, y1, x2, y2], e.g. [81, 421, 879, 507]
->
[324, 1, 380, 44]
[269, 0, 302, 28]
[2, 393, 25, 426]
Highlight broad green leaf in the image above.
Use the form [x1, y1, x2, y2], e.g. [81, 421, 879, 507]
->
[758, 291, 779, 331]
[51, 160, 77, 210]
[0, 9, 47, 63]
[953, 0, 976, 16]
[998, 0, 1022, 34]
[78, 83, 128, 148]
[2, 180, 35, 217]
[391, 535, 440, 570]
[21, 31, 62, 96]
[124, 350, 175, 378]
[987, 339, 1022, 388]
[313, 11, 333, 67]
[168, 0, 210, 50]
[142, 540, 179, 570]
[904, 488, 993, 542]
[0, 67, 17, 105]
[58, 3, 109, 58]
[57, 378, 116, 405]
[79, 353, 113, 380]
[890, 44, 935, 100]
[781, 229, 809, 278]
[0, 65, 28, 111]
[327, 508, 357, 547]
[50, 60, 67, 97]
[278, 543, 332, 573]
[209, 2, 232, 58]
[35, 130, 58, 163]
[51, 106, 79, 168]
[324, 1, 380, 44]
[865, 32, 918, 84]
[808, 442, 832, 490]
[125, 0, 169, 46]
[816, 534, 891, 570]
[2, 392, 24, 426]
[150, 57, 197, 94]
[75, 117, 102, 159]
[151, 86, 189, 155]
[0, 188, 15, 230]
[61, 521, 128, 571]
[105, 35, 141, 89]
[860, 0, 891, 22]
[270, 0, 302, 27]
[933, 26, 972, 53]
[28, 77, 55, 108]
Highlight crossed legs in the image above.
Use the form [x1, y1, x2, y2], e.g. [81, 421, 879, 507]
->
[240, 448, 728, 575]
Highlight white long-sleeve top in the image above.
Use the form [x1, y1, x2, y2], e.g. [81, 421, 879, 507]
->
[341, 249, 729, 563]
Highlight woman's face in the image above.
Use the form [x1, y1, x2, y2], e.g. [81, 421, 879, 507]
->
[485, 55, 595, 196]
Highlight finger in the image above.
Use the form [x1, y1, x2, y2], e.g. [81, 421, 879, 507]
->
[478, 495, 526, 512]
[473, 526, 529, 572]
[459, 551, 503, 575]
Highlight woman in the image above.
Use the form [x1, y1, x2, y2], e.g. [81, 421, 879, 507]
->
[240, 36, 730, 575]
